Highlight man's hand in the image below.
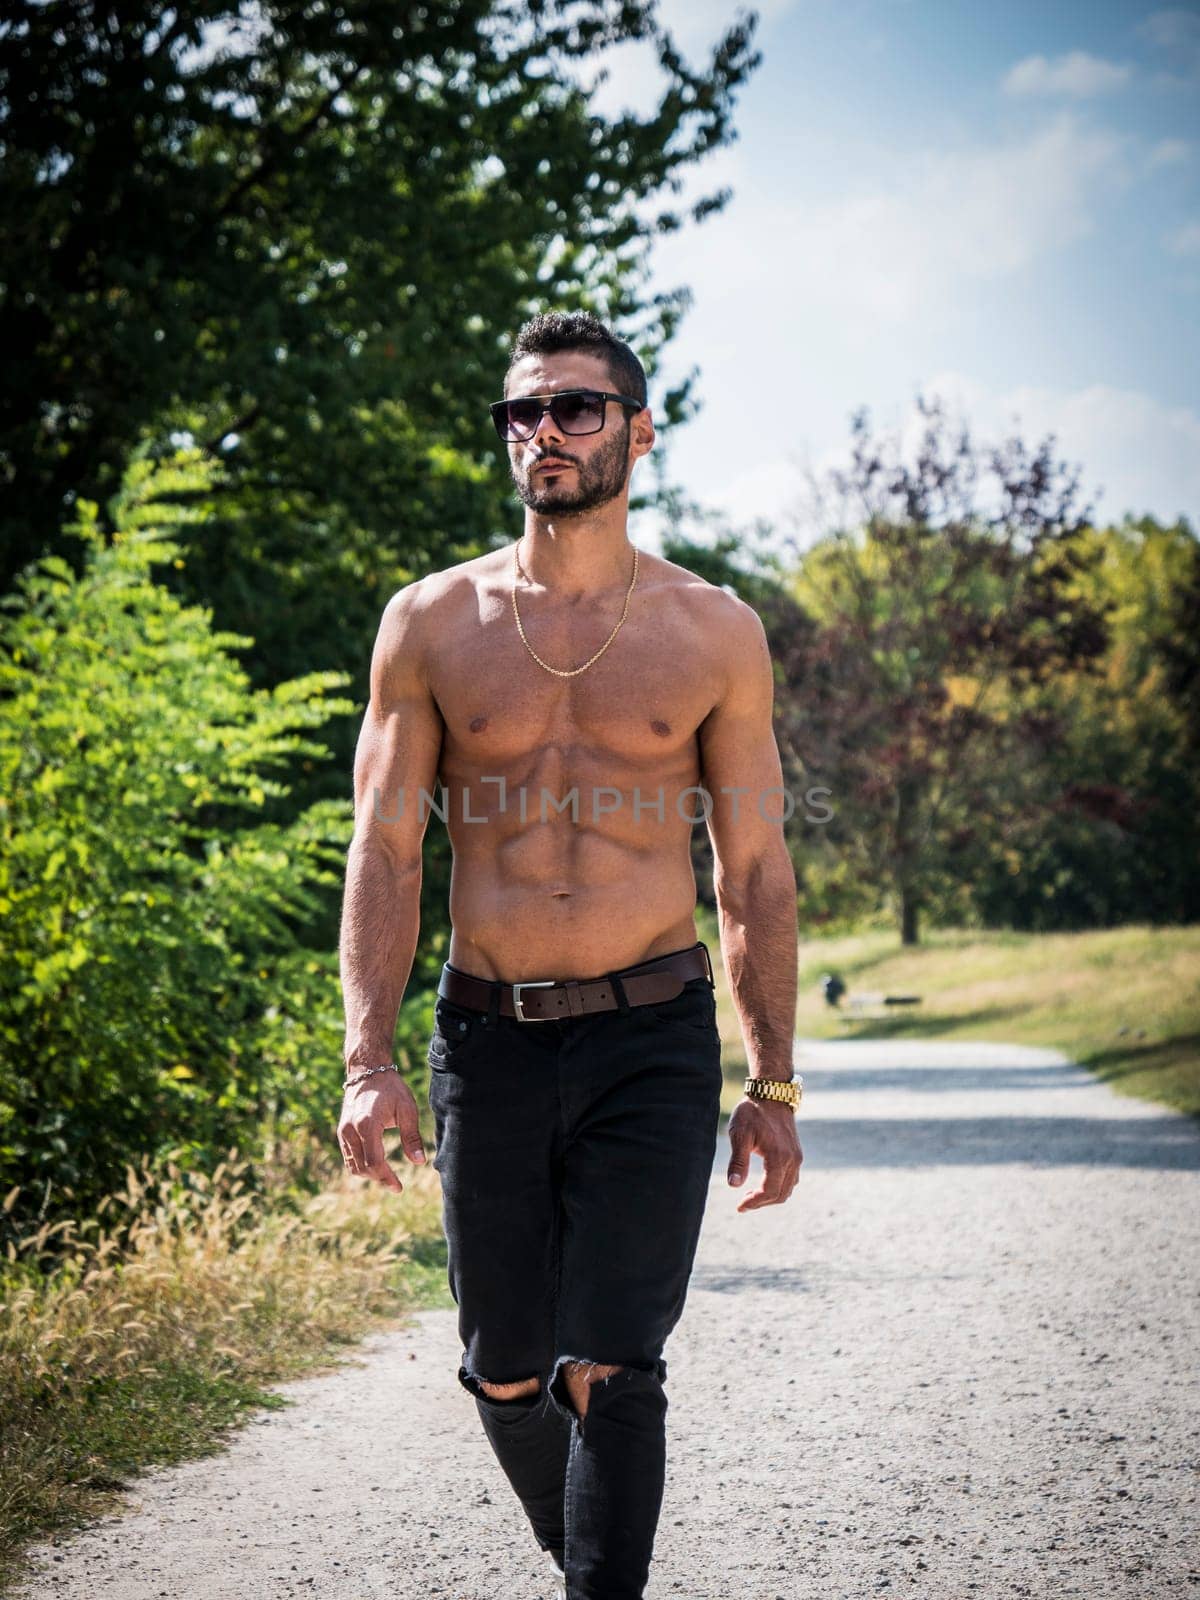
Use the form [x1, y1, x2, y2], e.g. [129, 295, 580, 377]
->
[337, 1074, 428, 1191]
[726, 1095, 803, 1212]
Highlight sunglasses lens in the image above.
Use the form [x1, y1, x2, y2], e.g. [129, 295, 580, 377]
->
[552, 392, 604, 433]
[502, 399, 543, 440]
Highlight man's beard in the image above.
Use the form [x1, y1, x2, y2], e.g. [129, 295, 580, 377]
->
[511, 422, 630, 515]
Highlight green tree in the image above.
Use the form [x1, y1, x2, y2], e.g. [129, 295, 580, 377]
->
[1, 0, 758, 603]
[775, 397, 1110, 944]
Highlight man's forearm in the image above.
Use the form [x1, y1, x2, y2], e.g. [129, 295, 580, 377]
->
[340, 836, 421, 1069]
[715, 848, 798, 1083]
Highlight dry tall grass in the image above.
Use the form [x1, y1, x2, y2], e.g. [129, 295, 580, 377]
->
[0, 1145, 446, 1586]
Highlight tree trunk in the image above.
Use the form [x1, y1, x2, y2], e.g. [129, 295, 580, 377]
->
[896, 774, 922, 945]
[900, 887, 920, 946]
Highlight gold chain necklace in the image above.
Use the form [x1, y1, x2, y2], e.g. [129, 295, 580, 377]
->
[511, 540, 639, 678]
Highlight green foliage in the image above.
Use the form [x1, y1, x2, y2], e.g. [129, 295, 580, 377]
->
[0, 0, 759, 605]
[770, 397, 1111, 943]
[0, 453, 370, 1217]
[968, 514, 1200, 929]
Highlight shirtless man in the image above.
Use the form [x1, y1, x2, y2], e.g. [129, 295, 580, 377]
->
[336, 311, 802, 1600]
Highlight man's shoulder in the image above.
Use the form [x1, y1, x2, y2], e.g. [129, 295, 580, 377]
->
[380, 548, 507, 619]
[648, 549, 712, 591]
[649, 552, 760, 638]
[637, 549, 741, 612]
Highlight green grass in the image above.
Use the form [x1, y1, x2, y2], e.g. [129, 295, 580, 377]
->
[696, 910, 1200, 1118]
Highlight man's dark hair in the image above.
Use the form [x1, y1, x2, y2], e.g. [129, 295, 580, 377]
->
[505, 311, 648, 408]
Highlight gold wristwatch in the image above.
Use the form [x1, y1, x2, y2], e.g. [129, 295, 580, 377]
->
[743, 1074, 803, 1111]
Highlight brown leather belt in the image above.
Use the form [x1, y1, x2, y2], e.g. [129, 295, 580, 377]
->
[437, 941, 714, 1023]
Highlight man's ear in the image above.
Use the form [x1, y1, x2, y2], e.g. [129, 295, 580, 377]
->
[631, 408, 655, 460]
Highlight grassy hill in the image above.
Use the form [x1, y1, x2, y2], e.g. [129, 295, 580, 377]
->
[696, 912, 1200, 1118]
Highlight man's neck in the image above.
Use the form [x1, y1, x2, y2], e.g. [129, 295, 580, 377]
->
[516, 519, 636, 599]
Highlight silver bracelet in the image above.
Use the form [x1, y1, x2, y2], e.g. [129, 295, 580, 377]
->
[342, 1063, 400, 1090]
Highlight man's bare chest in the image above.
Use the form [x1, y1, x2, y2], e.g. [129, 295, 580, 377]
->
[426, 589, 720, 773]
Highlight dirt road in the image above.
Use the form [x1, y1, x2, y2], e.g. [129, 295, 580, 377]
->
[21, 1038, 1200, 1598]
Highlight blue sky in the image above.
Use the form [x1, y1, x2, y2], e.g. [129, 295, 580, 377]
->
[590, 0, 1200, 548]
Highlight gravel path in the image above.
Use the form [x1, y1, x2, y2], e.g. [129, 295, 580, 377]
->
[20, 1038, 1200, 1599]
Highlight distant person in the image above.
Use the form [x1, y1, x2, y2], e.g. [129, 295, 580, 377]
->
[336, 310, 802, 1599]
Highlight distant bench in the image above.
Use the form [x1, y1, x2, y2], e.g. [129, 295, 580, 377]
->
[839, 992, 923, 1023]
[820, 974, 922, 1023]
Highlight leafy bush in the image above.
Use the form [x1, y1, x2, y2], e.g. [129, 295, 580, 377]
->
[0, 452, 371, 1217]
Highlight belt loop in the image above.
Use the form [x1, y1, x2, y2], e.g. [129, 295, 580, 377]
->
[699, 940, 714, 987]
[609, 971, 631, 1015]
[487, 980, 501, 1027]
[564, 979, 584, 1019]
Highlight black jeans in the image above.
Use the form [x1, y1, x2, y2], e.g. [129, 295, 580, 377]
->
[427, 940, 723, 1600]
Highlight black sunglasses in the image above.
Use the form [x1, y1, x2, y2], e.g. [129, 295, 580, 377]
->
[490, 388, 644, 444]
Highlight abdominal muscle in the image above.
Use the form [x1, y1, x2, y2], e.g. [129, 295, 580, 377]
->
[441, 779, 702, 982]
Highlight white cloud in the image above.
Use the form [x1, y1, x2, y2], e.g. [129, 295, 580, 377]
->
[1147, 137, 1192, 169]
[1167, 220, 1200, 256]
[704, 455, 811, 526]
[1002, 51, 1132, 98]
[654, 113, 1127, 336]
[581, 39, 669, 118]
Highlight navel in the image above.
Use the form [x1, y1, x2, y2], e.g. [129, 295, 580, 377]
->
[469, 715, 489, 733]
[651, 719, 671, 738]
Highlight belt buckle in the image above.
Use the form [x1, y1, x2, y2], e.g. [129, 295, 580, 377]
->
[512, 980, 557, 1022]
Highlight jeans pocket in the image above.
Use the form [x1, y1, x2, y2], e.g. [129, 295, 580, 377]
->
[648, 982, 718, 1032]
[428, 998, 485, 1070]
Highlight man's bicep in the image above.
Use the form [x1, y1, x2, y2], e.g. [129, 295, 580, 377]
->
[351, 587, 444, 864]
[699, 602, 788, 884]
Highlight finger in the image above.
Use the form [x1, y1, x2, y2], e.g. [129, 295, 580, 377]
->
[393, 1107, 428, 1168]
[737, 1160, 800, 1211]
[340, 1125, 365, 1176]
[727, 1126, 753, 1188]
[357, 1121, 403, 1191]
[735, 1157, 788, 1211]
